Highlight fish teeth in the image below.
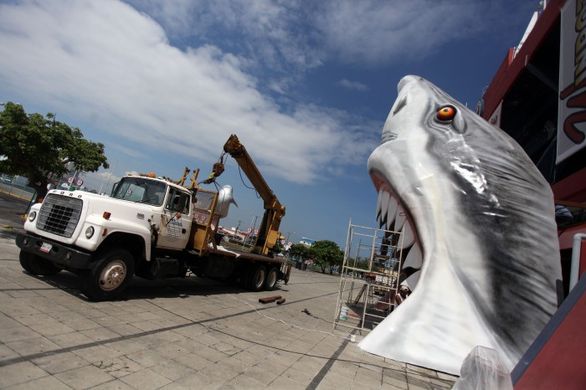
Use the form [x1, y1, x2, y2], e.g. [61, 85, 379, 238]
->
[394, 205, 406, 231]
[376, 190, 391, 229]
[376, 190, 383, 220]
[403, 242, 422, 269]
[386, 196, 398, 231]
[399, 221, 415, 249]
[380, 191, 390, 223]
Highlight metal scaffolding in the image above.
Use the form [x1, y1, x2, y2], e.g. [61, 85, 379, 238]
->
[333, 222, 405, 333]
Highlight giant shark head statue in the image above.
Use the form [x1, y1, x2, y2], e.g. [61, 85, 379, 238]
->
[358, 76, 561, 375]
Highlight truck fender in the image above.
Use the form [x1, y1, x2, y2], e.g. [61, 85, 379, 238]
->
[89, 216, 153, 261]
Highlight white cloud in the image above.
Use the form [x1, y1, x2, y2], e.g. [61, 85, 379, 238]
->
[128, 0, 324, 72]
[338, 79, 368, 92]
[0, 0, 378, 184]
[127, 0, 531, 68]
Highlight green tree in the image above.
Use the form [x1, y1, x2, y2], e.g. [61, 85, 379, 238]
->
[289, 243, 310, 260]
[0, 102, 109, 200]
[309, 240, 343, 274]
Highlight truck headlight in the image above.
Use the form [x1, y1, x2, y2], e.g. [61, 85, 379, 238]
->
[28, 211, 37, 222]
[85, 226, 95, 239]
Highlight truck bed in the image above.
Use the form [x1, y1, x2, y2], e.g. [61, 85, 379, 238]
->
[209, 245, 286, 265]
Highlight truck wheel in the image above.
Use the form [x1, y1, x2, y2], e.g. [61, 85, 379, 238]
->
[19, 252, 61, 276]
[247, 265, 266, 292]
[264, 267, 278, 290]
[83, 249, 134, 301]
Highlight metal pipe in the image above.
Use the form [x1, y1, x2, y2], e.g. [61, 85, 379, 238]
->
[569, 233, 586, 292]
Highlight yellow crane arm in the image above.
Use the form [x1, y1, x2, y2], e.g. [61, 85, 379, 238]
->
[223, 134, 286, 255]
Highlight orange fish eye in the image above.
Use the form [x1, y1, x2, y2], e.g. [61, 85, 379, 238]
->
[436, 105, 456, 121]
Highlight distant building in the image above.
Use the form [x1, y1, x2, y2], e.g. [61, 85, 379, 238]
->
[299, 237, 315, 247]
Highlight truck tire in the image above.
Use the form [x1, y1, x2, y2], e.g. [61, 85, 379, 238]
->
[19, 252, 61, 276]
[83, 249, 134, 301]
[264, 267, 278, 290]
[247, 265, 266, 292]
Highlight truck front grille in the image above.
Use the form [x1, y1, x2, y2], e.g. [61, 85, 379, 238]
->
[37, 194, 83, 238]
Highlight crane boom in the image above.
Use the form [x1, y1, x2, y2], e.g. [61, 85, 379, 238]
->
[223, 134, 286, 255]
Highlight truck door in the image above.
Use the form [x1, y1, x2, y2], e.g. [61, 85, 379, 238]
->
[157, 188, 191, 250]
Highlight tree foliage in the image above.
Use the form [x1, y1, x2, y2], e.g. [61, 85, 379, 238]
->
[0, 102, 109, 198]
[289, 243, 311, 260]
[309, 240, 343, 273]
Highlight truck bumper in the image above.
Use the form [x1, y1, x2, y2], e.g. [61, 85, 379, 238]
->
[15, 233, 93, 269]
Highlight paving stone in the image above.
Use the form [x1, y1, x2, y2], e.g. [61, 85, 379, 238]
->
[120, 368, 172, 390]
[0, 343, 19, 360]
[269, 375, 305, 389]
[48, 331, 95, 348]
[0, 325, 42, 343]
[172, 324, 208, 340]
[62, 318, 102, 331]
[109, 339, 149, 355]
[90, 379, 136, 390]
[316, 373, 353, 390]
[29, 321, 77, 337]
[33, 352, 89, 374]
[437, 371, 459, 381]
[0, 313, 21, 329]
[407, 363, 439, 377]
[0, 361, 48, 387]
[13, 312, 55, 326]
[72, 345, 124, 363]
[91, 355, 144, 378]
[126, 349, 165, 368]
[6, 335, 60, 355]
[220, 373, 266, 389]
[172, 371, 229, 389]
[243, 358, 289, 386]
[209, 341, 242, 356]
[129, 320, 162, 332]
[81, 326, 121, 341]
[406, 373, 435, 389]
[4, 375, 72, 390]
[187, 343, 229, 363]
[106, 323, 144, 336]
[231, 350, 261, 367]
[171, 352, 214, 371]
[354, 366, 384, 389]
[55, 365, 115, 389]
[149, 359, 196, 381]
[282, 356, 324, 384]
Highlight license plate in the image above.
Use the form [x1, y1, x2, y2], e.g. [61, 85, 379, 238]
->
[40, 242, 52, 253]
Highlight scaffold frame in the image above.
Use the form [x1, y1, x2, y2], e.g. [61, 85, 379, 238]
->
[333, 221, 405, 333]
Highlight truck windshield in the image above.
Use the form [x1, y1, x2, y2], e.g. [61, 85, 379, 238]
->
[111, 177, 167, 206]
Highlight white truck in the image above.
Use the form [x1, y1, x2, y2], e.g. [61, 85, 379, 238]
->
[15, 135, 290, 300]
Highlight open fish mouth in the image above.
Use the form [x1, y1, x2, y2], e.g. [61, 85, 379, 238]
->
[371, 171, 422, 295]
[359, 75, 562, 375]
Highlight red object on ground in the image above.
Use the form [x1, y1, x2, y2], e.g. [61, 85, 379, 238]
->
[258, 296, 281, 304]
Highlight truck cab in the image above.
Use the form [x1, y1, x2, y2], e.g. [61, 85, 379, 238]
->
[110, 175, 193, 251]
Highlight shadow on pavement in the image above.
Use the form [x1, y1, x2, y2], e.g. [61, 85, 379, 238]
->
[22, 269, 287, 302]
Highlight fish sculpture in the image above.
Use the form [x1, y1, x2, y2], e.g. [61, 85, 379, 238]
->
[215, 185, 238, 218]
[358, 76, 561, 375]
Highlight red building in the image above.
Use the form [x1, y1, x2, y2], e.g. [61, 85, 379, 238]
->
[479, 1, 586, 388]
[479, 0, 585, 293]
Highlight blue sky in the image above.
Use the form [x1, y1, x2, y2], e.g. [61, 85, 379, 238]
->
[0, 0, 538, 246]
